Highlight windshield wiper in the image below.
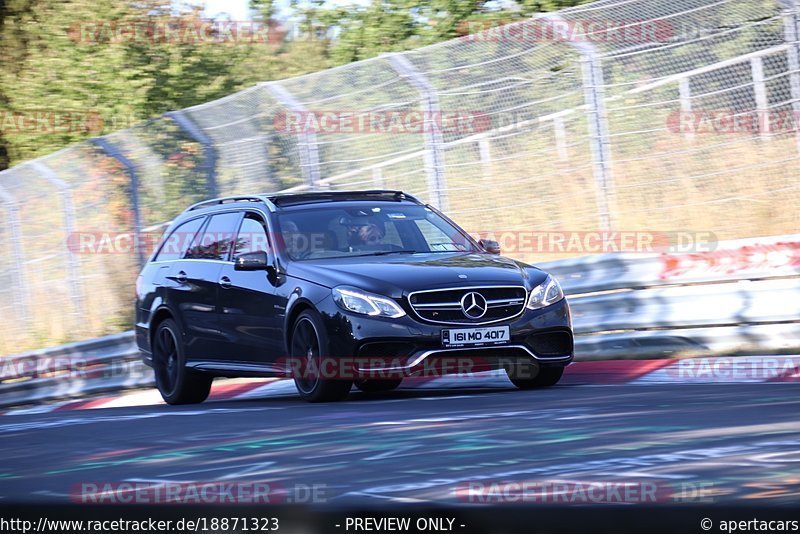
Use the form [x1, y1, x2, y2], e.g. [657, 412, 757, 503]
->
[349, 249, 418, 257]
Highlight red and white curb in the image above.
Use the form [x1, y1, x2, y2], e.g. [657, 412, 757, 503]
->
[2, 356, 798, 416]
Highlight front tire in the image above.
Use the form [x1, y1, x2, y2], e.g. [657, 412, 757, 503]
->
[290, 310, 352, 402]
[153, 319, 213, 404]
[507, 365, 564, 389]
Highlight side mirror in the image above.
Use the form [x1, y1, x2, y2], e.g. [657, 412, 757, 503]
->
[479, 239, 501, 255]
[235, 250, 273, 271]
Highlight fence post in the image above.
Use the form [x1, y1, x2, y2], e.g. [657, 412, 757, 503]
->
[91, 137, 145, 267]
[551, 116, 569, 161]
[750, 56, 770, 139]
[28, 160, 84, 321]
[678, 77, 694, 140]
[387, 53, 449, 211]
[544, 13, 615, 231]
[781, 0, 800, 154]
[477, 137, 493, 182]
[262, 83, 321, 189]
[0, 183, 29, 322]
[372, 167, 385, 188]
[166, 110, 219, 197]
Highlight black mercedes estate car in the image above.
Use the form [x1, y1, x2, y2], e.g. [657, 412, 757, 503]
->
[135, 190, 573, 403]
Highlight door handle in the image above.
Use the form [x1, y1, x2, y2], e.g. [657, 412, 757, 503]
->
[219, 276, 232, 289]
[176, 270, 188, 283]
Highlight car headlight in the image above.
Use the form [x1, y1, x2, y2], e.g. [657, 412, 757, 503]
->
[526, 275, 564, 310]
[332, 286, 406, 318]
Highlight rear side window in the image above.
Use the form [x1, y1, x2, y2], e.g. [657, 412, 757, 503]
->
[153, 217, 206, 262]
[186, 212, 243, 261]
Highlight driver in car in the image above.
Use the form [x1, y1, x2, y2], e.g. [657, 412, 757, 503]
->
[346, 219, 386, 251]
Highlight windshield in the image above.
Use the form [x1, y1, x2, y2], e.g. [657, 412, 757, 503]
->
[276, 203, 480, 260]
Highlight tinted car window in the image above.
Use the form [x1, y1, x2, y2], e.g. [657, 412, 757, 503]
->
[234, 213, 270, 257]
[154, 217, 205, 262]
[186, 212, 243, 261]
[277, 203, 477, 260]
[414, 219, 466, 252]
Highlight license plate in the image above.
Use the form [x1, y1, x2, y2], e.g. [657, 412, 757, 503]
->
[442, 326, 510, 347]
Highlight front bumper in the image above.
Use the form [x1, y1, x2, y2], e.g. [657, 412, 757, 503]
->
[316, 295, 573, 378]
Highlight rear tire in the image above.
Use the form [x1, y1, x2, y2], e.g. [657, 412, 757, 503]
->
[354, 378, 402, 393]
[290, 310, 352, 402]
[508, 366, 564, 389]
[153, 319, 213, 404]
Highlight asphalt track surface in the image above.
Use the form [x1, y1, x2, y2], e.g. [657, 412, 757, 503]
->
[1, 382, 800, 507]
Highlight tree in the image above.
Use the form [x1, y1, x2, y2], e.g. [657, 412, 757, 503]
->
[0, 0, 332, 169]
[0, 0, 38, 170]
[318, 0, 594, 65]
[0, 0, 594, 169]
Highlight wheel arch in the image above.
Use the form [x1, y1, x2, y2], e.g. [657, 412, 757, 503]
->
[283, 298, 318, 353]
[149, 305, 181, 350]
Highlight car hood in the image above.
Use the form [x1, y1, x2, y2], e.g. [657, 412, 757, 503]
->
[285, 252, 547, 298]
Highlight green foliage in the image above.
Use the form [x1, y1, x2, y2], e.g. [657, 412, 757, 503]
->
[0, 0, 328, 168]
[324, 0, 594, 64]
[0, 0, 593, 170]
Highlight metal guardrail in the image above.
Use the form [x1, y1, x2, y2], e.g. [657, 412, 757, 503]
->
[0, 332, 145, 408]
[1, 235, 798, 408]
[541, 234, 800, 295]
[2, 0, 799, 355]
[544, 234, 800, 361]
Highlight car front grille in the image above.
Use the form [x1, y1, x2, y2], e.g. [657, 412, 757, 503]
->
[408, 286, 527, 325]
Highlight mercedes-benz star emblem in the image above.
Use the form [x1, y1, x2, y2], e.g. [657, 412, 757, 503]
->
[461, 292, 488, 319]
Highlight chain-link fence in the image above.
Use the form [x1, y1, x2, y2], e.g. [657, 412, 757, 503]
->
[1, 0, 799, 353]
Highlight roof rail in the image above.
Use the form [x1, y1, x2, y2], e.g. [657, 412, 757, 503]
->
[185, 195, 270, 212]
[266, 190, 420, 206]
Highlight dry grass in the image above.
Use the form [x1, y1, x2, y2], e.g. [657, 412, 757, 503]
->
[2, 129, 798, 354]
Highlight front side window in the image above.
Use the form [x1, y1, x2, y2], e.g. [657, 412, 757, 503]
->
[276, 203, 478, 260]
[234, 213, 270, 257]
[154, 217, 206, 262]
[185, 212, 243, 261]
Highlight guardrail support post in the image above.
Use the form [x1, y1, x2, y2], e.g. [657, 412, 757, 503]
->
[263, 83, 321, 189]
[0, 184, 29, 322]
[545, 13, 615, 231]
[91, 137, 145, 267]
[28, 161, 84, 321]
[782, 0, 800, 154]
[388, 53, 449, 211]
[166, 110, 219, 197]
